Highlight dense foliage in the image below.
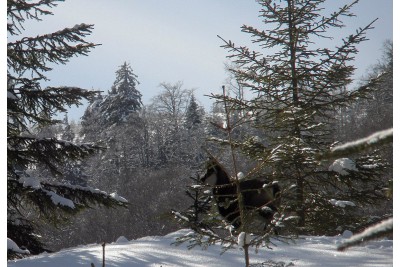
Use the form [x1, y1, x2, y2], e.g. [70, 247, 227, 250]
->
[7, 0, 127, 259]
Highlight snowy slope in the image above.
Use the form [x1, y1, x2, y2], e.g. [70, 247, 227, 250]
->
[8, 229, 392, 267]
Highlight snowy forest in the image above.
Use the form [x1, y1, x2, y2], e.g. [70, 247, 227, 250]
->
[7, 0, 393, 266]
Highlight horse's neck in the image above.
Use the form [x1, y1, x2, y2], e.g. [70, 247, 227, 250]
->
[215, 167, 231, 185]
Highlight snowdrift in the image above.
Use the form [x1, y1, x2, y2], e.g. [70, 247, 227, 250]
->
[8, 229, 392, 267]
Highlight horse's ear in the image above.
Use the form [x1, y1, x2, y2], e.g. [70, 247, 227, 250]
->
[205, 157, 218, 169]
[201, 158, 215, 182]
[204, 158, 212, 169]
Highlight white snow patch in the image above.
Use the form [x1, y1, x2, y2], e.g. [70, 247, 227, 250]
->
[329, 158, 358, 175]
[115, 236, 129, 243]
[237, 172, 245, 180]
[43, 190, 75, 209]
[341, 230, 353, 238]
[329, 199, 356, 208]
[173, 211, 189, 222]
[237, 232, 252, 247]
[72, 23, 86, 30]
[203, 190, 212, 195]
[284, 216, 301, 222]
[361, 164, 379, 169]
[8, 238, 30, 255]
[19, 176, 41, 189]
[48, 183, 128, 204]
[288, 184, 297, 190]
[261, 206, 273, 213]
[110, 192, 128, 203]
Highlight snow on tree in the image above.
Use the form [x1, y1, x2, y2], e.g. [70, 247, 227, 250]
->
[7, 0, 128, 259]
[322, 128, 393, 160]
[328, 158, 358, 175]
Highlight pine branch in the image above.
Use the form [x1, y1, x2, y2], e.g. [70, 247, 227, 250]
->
[7, 0, 61, 35]
[8, 135, 102, 177]
[8, 83, 99, 130]
[306, 0, 359, 36]
[8, 23, 99, 78]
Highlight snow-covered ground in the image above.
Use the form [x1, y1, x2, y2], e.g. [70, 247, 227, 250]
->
[8, 229, 392, 267]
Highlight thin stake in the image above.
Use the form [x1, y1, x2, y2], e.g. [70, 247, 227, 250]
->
[102, 242, 106, 267]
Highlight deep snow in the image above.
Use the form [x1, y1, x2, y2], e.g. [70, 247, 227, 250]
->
[8, 229, 392, 267]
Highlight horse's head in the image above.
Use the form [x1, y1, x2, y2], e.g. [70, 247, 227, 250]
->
[201, 159, 219, 186]
[201, 158, 230, 186]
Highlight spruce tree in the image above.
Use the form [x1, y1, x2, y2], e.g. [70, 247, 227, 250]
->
[99, 62, 143, 126]
[80, 93, 104, 141]
[213, 0, 390, 234]
[185, 94, 202, 130]
[7, 0, 127, 258]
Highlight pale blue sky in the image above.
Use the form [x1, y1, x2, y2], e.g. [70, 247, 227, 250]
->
[13, 0, 393, 121]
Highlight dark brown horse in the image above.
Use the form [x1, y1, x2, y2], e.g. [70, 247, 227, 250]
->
[201, 159, 281, 229]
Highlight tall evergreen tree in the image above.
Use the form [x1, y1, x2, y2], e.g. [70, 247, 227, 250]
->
[7, 0, 127, 258]
[100, 62, 142, 126]
[81, 62, 142, 138]
[185, 94, 202, 130]
[80, 93, 104, 141]
[213, 0, 390, 234]
[61, 114, 75, 142]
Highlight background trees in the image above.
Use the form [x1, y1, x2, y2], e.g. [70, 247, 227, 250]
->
[43, 63, 208, 250]
[148, 82, 205, 165]
[336, 40, 393, 142]
[7, 0, 127, 259]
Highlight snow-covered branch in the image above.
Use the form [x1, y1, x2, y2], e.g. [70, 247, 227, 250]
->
[337, 217, 393, 251]
[318, 128, 392, 160]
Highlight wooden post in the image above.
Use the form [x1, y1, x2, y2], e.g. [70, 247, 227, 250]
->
[244, 244, 250, 267]
[102, 242, 106, 267]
